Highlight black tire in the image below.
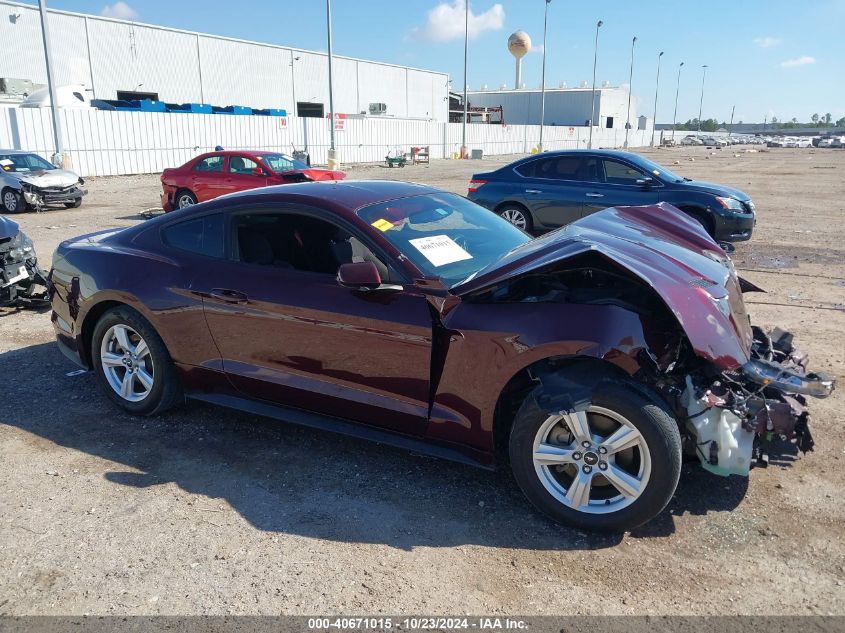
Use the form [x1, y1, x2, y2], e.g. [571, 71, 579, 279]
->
[496, 203, 534, 233]
[174, 189, 198, 209]
[509, 373, 682, 532]
[2, 188, 25, 213]
[91, 305, 182, 416]
[684, 209, 715, 238]
[64, 198, 82, 209]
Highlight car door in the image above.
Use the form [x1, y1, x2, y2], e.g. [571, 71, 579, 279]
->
[222, 155, 270, 195]
[580, 157, 660, 217]
[188, 155, 228, 202]
[196, 206, 433, 436]
[517, 155, 585, 228]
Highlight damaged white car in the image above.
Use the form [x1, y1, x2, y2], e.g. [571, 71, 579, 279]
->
[1, 150, 87, 213]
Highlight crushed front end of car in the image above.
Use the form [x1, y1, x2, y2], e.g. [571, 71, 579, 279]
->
[18, 177, 87, 211]
[0, 218, 49, 308]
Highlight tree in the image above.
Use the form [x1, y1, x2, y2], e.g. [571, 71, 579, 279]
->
[837, 117, 845, 127]
[824, 113, 832, 125]
[770, 116, 779, 126]
[811, 113, 820, 126]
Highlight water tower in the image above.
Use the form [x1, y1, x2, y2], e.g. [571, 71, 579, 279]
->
[508, 31, 532, 91]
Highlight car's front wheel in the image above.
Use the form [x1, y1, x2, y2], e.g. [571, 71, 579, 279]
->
[509, 373, 681, 532]
[175, 189, 198, 209]
[2, 188, 24, 213]
[91, 306, 182, 416]
[64, 198, 82, 209]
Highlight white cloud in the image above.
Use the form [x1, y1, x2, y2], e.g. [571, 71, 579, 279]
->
[753, 36, 781, 48]
[780, 55, 816, 68]
[100, 2, 138, 20]
[530, 44, 544, 54]
[411, 0, 505, 42]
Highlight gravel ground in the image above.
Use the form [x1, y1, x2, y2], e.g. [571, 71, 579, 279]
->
[1, 146, 843, 616]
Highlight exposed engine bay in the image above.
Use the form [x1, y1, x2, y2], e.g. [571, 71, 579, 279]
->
[0, 227, 49, 308]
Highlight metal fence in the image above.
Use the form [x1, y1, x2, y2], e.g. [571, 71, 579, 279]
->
[0, 107, 656, 177]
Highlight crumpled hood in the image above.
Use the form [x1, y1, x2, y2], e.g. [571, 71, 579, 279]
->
[455, 202, 753, 369]
[681, 179, 750, 202]
[10, 169, 80, 188]
[0, 215, 20, 240]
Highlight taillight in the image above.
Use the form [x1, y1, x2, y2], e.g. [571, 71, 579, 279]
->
[468, 179, 487, 193]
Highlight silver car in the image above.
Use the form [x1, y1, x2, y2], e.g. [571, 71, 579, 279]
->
[1, 150, 87, 213]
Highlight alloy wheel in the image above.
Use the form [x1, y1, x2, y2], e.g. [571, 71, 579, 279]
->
[3, 191, 18, 212]
[531, 406, 652, 514]
[177, 194, 196, 208]
[99, 324, 155, 402]
[500, 208, 528, 230]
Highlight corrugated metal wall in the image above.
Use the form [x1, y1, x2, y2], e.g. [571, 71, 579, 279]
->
[0, 0, 448, 121]
[0, 106, 656, 177]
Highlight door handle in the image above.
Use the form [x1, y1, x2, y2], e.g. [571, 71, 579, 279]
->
[585, 192, 604, 198]
[525, 189, 542, 194]
[209, 288, 249, 303]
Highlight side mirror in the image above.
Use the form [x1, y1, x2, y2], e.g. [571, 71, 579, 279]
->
[636, 176, 655, 187]
[251, 167, 265, 177]
[337, 261, 382, 290]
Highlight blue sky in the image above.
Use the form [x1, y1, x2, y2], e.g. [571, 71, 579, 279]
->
[25, 0, 845, 123]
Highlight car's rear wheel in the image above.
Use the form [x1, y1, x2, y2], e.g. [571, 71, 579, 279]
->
[2, 188, 24, 213]
[64, 198, 82, 209]
[175, 189, 197, 209]
[91, 306, 182, 416]
[509, 373, 681, 532]
[497, 204, 533, 232]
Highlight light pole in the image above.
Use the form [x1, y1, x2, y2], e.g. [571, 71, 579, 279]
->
[538, 0, 551, 152]
[326, 0, 337, 168]
[650, 51, 664, 147]
[461, 0, 469, 158]
[671, 61, 684, 141]
[624, 35, 637, 148]
[38, 0, 64, 166]
[588, 19, 603, 149]
[697, 64, 707, 132]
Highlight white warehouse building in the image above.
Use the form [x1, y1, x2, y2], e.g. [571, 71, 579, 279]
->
[467, 87, 645, 130]
[0, 0, 449, 121]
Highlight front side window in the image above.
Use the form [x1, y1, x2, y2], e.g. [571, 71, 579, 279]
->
[228, 156, 261, 175]
[162, 214, 225, 258]
[602, 159, 647, 185]
[261, 153, 307, 173]
[193, 156, 223, 172]
[357, 193, 529, 287]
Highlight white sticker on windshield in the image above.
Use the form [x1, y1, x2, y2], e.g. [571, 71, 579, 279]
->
[0, 159, 12, 167]
[409, 235, 472, 267]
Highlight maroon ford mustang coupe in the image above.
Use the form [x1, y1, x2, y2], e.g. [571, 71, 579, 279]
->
[49, 180, 833, 531]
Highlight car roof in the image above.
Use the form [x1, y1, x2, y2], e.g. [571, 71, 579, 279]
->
[173, 179, 442, 218]
[0, 149, 36, 155]
[196, 150, 290, 159]
[502, 148, 647, 167]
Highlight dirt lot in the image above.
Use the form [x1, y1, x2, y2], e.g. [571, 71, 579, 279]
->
[1, 147, 843, 616]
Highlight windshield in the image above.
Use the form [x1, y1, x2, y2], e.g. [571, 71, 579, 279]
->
[625, 154, 685, 183]
[259, 153, 309, 173]
[357, 193, 530, 287]
[0, 153, 55, 173]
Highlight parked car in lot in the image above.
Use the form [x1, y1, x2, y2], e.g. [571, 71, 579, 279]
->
[467, 150, 757, 241]
[817, 137, 834, 148]
[1, 150, 87, 213]
[680, 135, 703, 146]
[49, 180, 832, 532]
[160, 150, 346, 211]
[701, 136, 728, 147]
[831, 137, 845, 148]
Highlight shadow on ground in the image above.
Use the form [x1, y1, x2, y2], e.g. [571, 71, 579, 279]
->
[1, 342, 749, 551]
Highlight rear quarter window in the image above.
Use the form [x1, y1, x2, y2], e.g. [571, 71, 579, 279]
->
[162, 214, 225, 258]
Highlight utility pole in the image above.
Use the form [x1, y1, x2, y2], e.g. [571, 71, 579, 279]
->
[588, 20, 603, 149]
[671, 61, 684, 141]
[697, 64, 707, 132]
[326, 0, 337, 168]
[650, 51, 663, 147]
[461, 0, 469, 158]
[538, 0, 551, 152]
[38, 0, 64, 166]
[728, 104, 735, 139]
[624, 36, 637, 148]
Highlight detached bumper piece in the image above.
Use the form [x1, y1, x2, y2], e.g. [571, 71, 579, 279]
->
[680, 327, 835, 477]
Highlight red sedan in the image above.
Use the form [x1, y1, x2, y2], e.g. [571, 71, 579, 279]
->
[160, 150, 345, 211]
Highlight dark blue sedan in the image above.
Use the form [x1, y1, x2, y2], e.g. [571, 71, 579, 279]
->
[467, 150, 756, 242]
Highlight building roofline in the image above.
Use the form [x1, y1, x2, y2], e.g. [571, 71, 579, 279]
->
[1, 0, 449, 79]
